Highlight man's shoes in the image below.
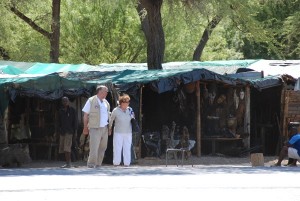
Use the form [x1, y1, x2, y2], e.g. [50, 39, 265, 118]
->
[61, 164, 71, 168]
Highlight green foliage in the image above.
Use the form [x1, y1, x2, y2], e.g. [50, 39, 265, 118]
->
[242, 0, 300, 59]
[163, 1, 244, 61]
[1, 0, 299, 64]
[163, 2, 204, 61]
[0, 0, 52, 62]
[282, 11, 300, 58]
[202, 22, 244, 60]
[60, 0, 146, 64]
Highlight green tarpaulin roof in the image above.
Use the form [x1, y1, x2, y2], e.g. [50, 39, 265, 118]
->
[0, 60, 258, 75]
[0, 59, 284, 97]
[0, 59, 285, 95]
[0, 65, 25, 75]
[0, 59, 285, 115]
[0, 60, 259, 92]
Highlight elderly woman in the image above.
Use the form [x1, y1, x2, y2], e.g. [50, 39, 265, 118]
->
[109, 94, 135, 166]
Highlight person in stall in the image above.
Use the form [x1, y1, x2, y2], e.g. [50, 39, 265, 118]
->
[57, 97, 78, 168]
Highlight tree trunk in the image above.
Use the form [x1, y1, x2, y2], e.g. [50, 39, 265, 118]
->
[193, 15, 222, 61]
[50, 0, 61, 63]
[139, 0, 164, 69]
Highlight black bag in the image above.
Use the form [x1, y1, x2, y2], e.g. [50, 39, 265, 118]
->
[131, 118, 140, 134]
[128, 107, 140, 134]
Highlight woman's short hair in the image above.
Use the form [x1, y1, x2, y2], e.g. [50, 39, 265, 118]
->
[119, 94, 130, 104]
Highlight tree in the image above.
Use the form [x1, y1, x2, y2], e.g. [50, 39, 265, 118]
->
[4, 0, 61, 63]
[137, 0, 275, 65]
[2, 0, 295, 64]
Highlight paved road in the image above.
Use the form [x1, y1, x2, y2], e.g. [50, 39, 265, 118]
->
[1, 165, 300, 201]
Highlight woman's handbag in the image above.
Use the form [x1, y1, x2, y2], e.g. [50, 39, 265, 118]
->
[131, 118, 140, 134]
[128, 107, 140, 134]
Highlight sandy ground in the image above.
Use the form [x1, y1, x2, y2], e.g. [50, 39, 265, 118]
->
[17, 155, 285, 168]
[3, 155, 300, 201]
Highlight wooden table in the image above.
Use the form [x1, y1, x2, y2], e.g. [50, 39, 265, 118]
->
[202, 137, 243, 155]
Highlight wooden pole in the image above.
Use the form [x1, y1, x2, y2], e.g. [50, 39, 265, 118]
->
[244, 85, 251, 150]
[196, 81, 201, 157]
[276, 85, 287, 154]
[282, 88, 289, 138]
[138, 85, 144, 159]
[25, 97, 30, 138]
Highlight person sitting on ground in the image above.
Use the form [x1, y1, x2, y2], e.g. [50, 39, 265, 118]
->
[272, 127, 300, 167]
[286, 126, 299, 166]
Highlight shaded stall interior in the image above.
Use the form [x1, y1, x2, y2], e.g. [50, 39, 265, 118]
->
[140, 83, 198, 158]
[3, 88, 118, 162]
[5, 96, 82, 161]
[3, 80, 285, 161]
[140, 81, 248, 158]
[250, 85, 282, 156]
[200, 82, 247, 156]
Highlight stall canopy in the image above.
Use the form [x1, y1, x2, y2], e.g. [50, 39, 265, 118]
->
[0, 59, 258, 95]
[1, 59, 295, 94]
[0, 60, 259, 116]
[0, 65, 25, 75]
[2, 59, 297, 115]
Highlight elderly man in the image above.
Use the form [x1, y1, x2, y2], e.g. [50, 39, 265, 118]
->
[82, 85, 110, 168]
[272, 127, 300, 167]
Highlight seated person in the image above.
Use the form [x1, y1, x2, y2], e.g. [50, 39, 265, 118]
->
[272, 127, 300, 167]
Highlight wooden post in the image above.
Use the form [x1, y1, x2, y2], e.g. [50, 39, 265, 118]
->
[196, 81, 201, 157]
[250, 153, 264, 167]
[282, 88, 289, 138]
[137, 85, 143, 159]
[276, 85, 287, 154]
[244, 86, 251, 150]
[25, 97, 30, 138]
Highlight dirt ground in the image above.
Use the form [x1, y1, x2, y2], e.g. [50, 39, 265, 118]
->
[18, 155, 284, 168]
